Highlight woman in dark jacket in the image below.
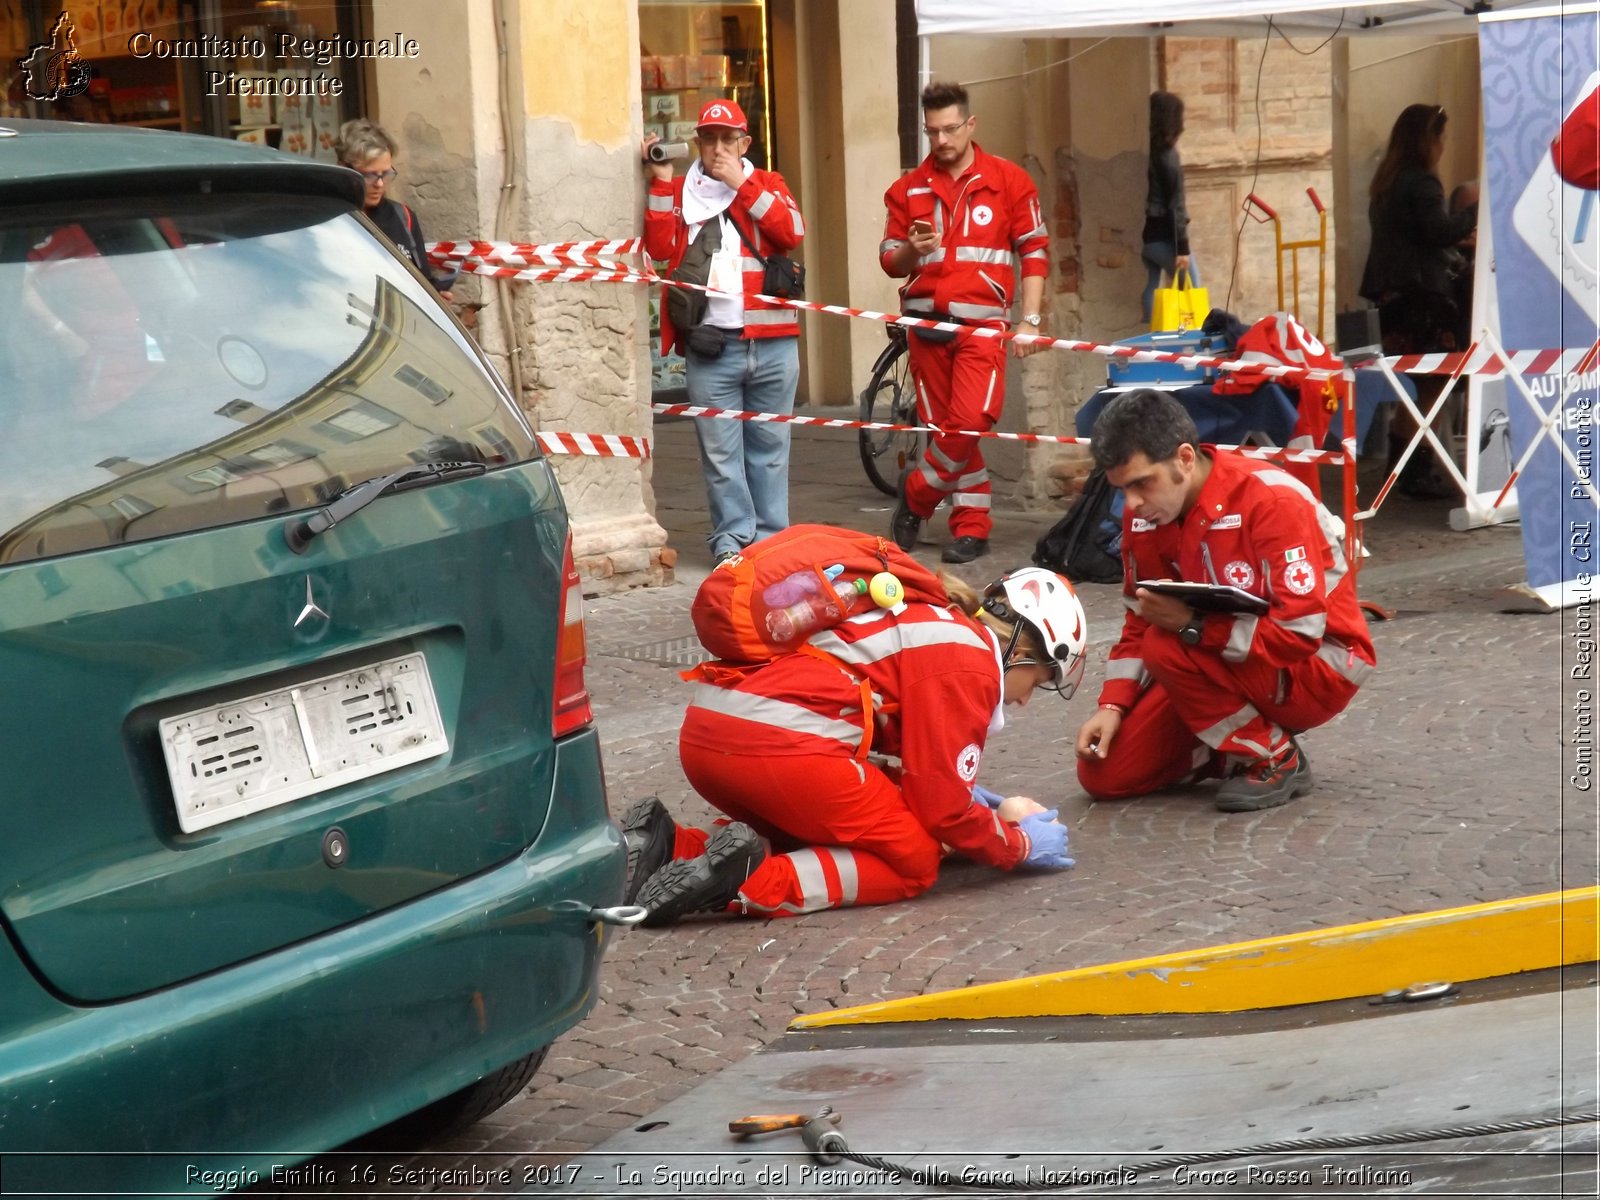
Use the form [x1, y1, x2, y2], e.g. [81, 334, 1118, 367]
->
[1359, 104, 1476, 497]
[1360, 103, 1476, 355]
[335, 119, 457, 300]
[1141, 91, 1197, 324]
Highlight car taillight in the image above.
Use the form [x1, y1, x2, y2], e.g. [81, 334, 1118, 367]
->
[552, 535, 593, 738]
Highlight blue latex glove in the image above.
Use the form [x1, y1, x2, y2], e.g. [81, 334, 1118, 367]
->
[1019, 809, 1075, 870]
[971, 784, 1006, 810]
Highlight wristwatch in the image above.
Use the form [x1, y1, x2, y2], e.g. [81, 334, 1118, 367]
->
[1020, 313, 1042, 327]
[1178, 616, 1204, 646]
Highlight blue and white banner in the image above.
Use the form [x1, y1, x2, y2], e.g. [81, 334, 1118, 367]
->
[1480, 6, 1600, 608]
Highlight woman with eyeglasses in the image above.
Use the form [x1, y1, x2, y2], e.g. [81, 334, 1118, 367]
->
[1359, 103, 1477, 497]
[618, 564, 1088, 928]
[335, 119, 456, 301]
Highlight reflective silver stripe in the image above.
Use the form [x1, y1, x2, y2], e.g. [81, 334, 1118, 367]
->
[1105, 657, 1145, 681]
[787, 849, 831, 911]
[1255, 468, 1316, 503]
[790, 207, 805, 238]
[826, 848, 859, 906]
[740, 256, 767, 272]
[930, 440, 963, 472]
[1122, 595, 1140, 613]
[951, 466, 989, 490]
[1017, 221, 1048, 241]
[904, 297, 936, 313]
[745, 309, 798, 326]
[810, 618, 992, 667]
[980, 366, 999, 419]
[1317, 638, 1375, 686]
[907, 186, 933, 195]
[1021, 248, 1049, 262]
[951, 491, 992, 509]
[748, 190, 776, 220]
[881, 238, 907, 254]
[947, 301, 1008, 321]
[920, 248, 947, 265]
[646, 193, 674, 212]
[1197, 704, 1260, 751]
[955, 246, 1012, 265]
[1277, 612, 1327, 639]
[1223, 615, 1258, 663]
[1232, 733, 1278, 759]
[688, 683, 859, 746]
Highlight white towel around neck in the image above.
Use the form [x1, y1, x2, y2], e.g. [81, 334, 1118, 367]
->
[681, 158, 754, 228]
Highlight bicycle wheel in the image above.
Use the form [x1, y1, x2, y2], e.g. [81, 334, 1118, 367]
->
[858, 334, 926, 496]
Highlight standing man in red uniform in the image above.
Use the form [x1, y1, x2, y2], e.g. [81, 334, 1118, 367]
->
[881, 81, 1050, 564]
[1075, 389, 1376, 812]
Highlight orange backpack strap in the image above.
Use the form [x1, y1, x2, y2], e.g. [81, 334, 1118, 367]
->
[795, 643, 876, 760]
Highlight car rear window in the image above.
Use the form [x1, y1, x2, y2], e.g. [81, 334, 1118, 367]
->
[0, 194, 536, 566]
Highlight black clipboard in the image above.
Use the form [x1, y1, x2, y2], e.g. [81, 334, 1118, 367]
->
[1135, 579, 1270, 616]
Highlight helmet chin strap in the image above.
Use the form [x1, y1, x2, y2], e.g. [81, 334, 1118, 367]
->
[998, 621, 1025, 671]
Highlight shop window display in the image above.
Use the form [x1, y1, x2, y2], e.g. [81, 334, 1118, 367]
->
[3, 0, 362, 154]
[639, 0, 773, 389]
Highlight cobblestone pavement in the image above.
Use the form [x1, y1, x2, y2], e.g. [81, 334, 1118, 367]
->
[256, 414, 1598, 1191]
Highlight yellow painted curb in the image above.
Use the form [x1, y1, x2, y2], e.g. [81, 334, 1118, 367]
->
[790, 887, 1600, 1029]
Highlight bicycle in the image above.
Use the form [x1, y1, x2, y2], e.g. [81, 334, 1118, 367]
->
[857, 324, 925, 496]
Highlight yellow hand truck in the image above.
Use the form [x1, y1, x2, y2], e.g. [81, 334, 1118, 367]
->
[1244, 188, 1328, 341]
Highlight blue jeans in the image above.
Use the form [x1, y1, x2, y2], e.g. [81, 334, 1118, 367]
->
[686, 334, 799, 557]
[1140, 242, 1201, 324]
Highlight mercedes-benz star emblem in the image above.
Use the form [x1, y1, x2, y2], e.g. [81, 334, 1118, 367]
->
[295, 576, 330, 628]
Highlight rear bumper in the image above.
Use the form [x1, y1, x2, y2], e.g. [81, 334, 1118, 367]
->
[0, 726, 620, 1191]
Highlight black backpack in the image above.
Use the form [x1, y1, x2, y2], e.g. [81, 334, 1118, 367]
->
[1033, 468, 1125, 586]
[665, 217, 722, 334]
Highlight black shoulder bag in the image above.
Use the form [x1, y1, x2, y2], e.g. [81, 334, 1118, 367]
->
[730, 215, 805, 301]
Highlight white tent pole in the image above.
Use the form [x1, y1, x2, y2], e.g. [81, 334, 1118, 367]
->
[919, 34, 931, 160]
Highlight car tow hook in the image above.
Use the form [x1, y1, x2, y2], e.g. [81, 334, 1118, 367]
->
[586, 904, 649, 927]
[550, 900, 649, 927]
[729, 1104, 845, 1165]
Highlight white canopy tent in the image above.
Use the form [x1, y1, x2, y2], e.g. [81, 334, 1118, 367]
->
[914, 0, 1554, 40]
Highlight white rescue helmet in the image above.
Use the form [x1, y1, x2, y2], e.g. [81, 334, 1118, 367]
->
[982, 567, 1088, 699]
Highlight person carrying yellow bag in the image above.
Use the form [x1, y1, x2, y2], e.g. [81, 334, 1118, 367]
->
[1150, 268, 1211, 333]
[1141, 90, 1206, 327]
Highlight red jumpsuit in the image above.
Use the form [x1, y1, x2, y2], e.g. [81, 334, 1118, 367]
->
[676, 602, 1029, 916]
[1079, 450, 1376, 800]
[880, 146, 1049, 538]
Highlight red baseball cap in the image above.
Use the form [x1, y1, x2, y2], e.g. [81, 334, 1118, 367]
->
[695, 99, 748, 133]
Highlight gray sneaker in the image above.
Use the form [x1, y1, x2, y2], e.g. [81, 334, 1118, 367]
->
[1215, 739, 1314, 812]
[636, 822, 766, 927]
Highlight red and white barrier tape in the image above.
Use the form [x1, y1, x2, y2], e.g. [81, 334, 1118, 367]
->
[535, 431, 652, 459]
[437, 249, 1600, 389]
[428, 238, 643, 269]
[432, 236, 1597, 386]
[652, 402, 1344, 465]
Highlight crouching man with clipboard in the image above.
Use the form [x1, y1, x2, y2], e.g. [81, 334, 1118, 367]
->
[1074, 390, 1375, 812]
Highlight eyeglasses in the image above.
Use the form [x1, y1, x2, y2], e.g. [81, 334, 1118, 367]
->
[923, 118, 971, 141]
[347, 166, 397, 184]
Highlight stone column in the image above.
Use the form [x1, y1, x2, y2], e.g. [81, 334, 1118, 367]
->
[370, 0, 670, 594]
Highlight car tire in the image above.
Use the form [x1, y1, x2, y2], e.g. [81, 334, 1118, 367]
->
[370, 1045, 550, 1146]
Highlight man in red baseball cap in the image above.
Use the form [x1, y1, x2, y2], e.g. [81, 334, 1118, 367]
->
[643, 99, 807, 566]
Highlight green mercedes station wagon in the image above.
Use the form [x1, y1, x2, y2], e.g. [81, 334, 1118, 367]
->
[0, 120, 626, 1193]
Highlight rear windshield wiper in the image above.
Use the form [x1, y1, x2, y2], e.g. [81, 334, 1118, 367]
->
[284, 461, 488, 554]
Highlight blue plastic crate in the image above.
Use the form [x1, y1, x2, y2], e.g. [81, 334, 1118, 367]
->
[1105, 330, 1218, 388]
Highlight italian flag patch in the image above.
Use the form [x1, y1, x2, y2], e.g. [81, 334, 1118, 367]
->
[1284, 546, 1307, 563]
